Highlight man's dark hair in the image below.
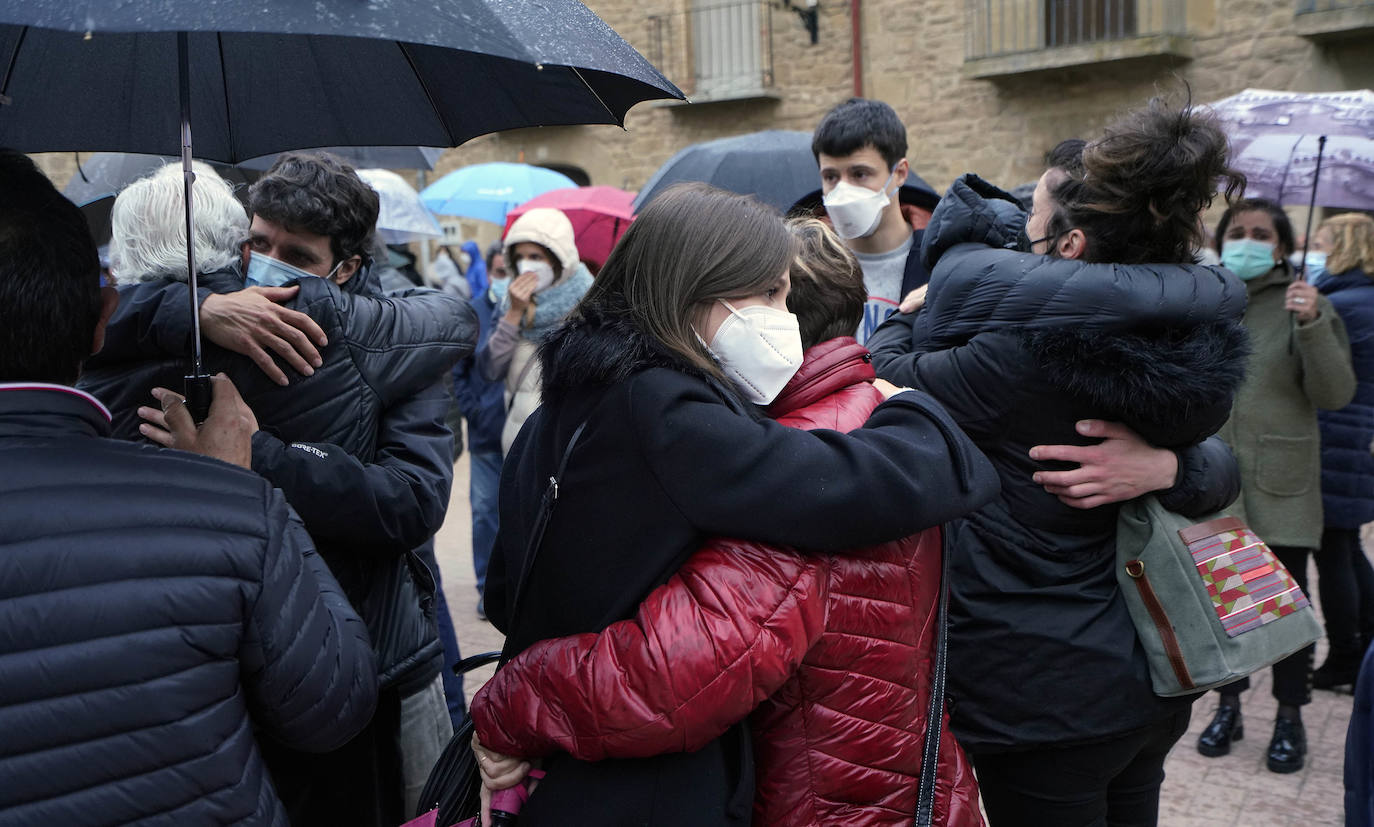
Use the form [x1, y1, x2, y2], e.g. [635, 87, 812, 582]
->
[1216, 198, 1297, 260]
[812, 98, 908, 170]
[247, 152, 380, 267]
[0, 150, 102, 384]
[1045, 139, 1087, 177]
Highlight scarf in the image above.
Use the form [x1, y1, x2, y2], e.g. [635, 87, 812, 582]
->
[492, 263, 594, 341]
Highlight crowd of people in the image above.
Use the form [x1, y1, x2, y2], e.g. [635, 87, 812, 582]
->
[2, 88, 1373, 827]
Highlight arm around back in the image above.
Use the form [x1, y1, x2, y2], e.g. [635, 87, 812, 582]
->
[631, 369, 1000, 551]
[343, 286, 479, 407]
[241, 485, 378, 753]
[472, 541, 827, 760]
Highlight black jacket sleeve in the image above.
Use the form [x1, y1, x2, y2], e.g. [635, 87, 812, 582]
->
[241, 485, 378, 752]
[630, 369, 1001, 551]
[867, 308, 928, 390]
[344, 289, 479, 408]
[249, 381, 455, 555]
[90, 281, 210, 366]
[1156, 436, 1241, 518]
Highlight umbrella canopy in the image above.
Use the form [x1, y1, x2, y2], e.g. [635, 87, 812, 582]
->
[421, 163, 577, 225]
[1234, 134, 1374, 211]
[62, 152, 258, 244]
[1206, 88, 1374, 157]
[0, 1, 684, 162]
[240, 146, 444, 173]
[634, 129, 941, 216]
[634, 130, 822, 214]
[357, 168, 444, 245]
[504, 186, 636, 269]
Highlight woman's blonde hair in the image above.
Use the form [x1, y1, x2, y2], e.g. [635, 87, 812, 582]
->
[785, 218, 866, 350]
[1322, 213, 1374, 278]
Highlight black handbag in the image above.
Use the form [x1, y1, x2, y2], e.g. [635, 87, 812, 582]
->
[414, 420, 589, 825]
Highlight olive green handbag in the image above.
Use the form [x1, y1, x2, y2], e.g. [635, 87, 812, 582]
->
[1116, 496, 1323, 697]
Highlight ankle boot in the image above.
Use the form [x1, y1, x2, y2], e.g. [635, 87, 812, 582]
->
[1314, 646, 1362, 691]
[1197, 704, 1243, 757]
[1267, 717, 1306, 773]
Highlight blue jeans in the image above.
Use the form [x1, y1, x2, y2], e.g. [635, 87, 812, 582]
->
[470, 449, 502, 597]
[431, 567, 467, 730]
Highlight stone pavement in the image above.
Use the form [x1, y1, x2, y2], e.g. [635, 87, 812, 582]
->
[434, 451, 1355, 825]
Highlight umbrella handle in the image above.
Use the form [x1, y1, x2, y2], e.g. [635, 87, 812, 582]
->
[1297, 135, 1328, 282]
[184, 373, 212, 425]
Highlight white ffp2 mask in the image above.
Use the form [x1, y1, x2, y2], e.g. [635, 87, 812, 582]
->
[822, 171, 897, 240]
[517, 259, 557, 291]
[707, 300, 804, 405]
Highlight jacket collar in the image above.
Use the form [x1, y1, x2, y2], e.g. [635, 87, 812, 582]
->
[1318, 267, 1373, 295]
[0, 383, 113, 439]
[767, 337, 874, 418]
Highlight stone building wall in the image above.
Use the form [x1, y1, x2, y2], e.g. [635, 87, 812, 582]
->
[33, 0, 1373, 238]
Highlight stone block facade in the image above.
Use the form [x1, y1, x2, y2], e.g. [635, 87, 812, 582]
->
[33, 0, 1372, 242]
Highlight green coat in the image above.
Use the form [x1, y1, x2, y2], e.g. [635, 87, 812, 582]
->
[1220, 264, 1356, 549]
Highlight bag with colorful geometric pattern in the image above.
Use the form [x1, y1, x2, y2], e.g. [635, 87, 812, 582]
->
[1116, 496, 1324, 697]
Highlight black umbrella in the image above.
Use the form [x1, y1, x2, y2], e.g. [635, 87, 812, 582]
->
[237, 146, 445, 172]
[634, 129, 940, 216]
[0, 1, 682, 417]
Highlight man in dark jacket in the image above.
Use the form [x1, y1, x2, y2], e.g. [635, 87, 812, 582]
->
[77, 153, 476, 826]
[0, 148, 378, 826]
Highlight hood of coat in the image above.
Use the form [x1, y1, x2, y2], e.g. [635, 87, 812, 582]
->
[766, 336, 875, 418]
[1022, 318, 1250, 445]
[538, 295, 718, 406]
[920, 173, 1028, 272]
[913, 174, 1247, 350]
[505, 207, 580, 276]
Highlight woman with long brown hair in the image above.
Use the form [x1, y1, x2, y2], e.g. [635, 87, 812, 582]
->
[473, 184, 998, 826]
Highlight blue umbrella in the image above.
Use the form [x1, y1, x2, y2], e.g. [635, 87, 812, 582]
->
[421, 163, 577, 225]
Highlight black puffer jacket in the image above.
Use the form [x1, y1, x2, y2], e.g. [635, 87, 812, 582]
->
[0, 385, 377, 826]
[869, 175, 1250, 751]
[79, 266, 476, 692]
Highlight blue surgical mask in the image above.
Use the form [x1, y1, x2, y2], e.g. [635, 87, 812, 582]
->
[1304, 251, 1328, 285]
[244, 251, 340, 287]
[1220, 239, 1278, 281]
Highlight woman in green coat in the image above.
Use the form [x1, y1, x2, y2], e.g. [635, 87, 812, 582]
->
[1196, 198, 1356, 773]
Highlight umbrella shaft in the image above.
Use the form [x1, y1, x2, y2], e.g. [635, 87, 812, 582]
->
[178, 32, 204, 374]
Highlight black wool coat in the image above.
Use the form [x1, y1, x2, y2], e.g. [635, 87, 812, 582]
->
[869, 175, 1250, 752]
[482, 300, 1000, 826]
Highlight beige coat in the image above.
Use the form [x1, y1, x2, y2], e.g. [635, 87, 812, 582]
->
[1220, 264, 1356, 549]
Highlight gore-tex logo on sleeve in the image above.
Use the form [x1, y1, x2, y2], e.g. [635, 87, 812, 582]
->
[289, 443, 329, 459]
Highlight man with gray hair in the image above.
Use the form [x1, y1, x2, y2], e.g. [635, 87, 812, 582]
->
[78, 152, 477, 826]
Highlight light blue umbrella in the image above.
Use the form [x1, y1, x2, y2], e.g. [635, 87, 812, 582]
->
[421, 162, 576, 225]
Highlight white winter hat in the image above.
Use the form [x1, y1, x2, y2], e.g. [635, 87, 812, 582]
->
[504, 208, 579, 275]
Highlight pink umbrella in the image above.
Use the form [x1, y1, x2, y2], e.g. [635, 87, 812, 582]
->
[503, 186, 636, 271]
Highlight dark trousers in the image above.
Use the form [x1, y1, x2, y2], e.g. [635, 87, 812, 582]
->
[1215, 545, 1314, 706]
[1316, 527, 1374, 654]
[261, 687, 405, 827]
[972, 709, 1191, 827]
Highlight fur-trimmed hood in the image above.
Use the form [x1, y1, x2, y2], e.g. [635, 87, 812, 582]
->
[538, 295, 721, 407]
[1023, 319, 1250, 446]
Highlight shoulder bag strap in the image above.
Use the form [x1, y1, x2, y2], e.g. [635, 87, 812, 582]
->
[500, 418, 589, 665]
[914, 526, 951, 827]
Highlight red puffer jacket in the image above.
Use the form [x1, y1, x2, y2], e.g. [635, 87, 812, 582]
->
[472, 337, 983, 826]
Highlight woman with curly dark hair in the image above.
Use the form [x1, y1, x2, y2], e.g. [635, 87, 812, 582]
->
[868, 98, 1251, 825]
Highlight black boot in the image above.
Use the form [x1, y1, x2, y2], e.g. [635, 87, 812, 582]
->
[1314, 646, 1362, 691]
[1267, 716, 1307, 773]
[1197, 704, 1243, 757]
